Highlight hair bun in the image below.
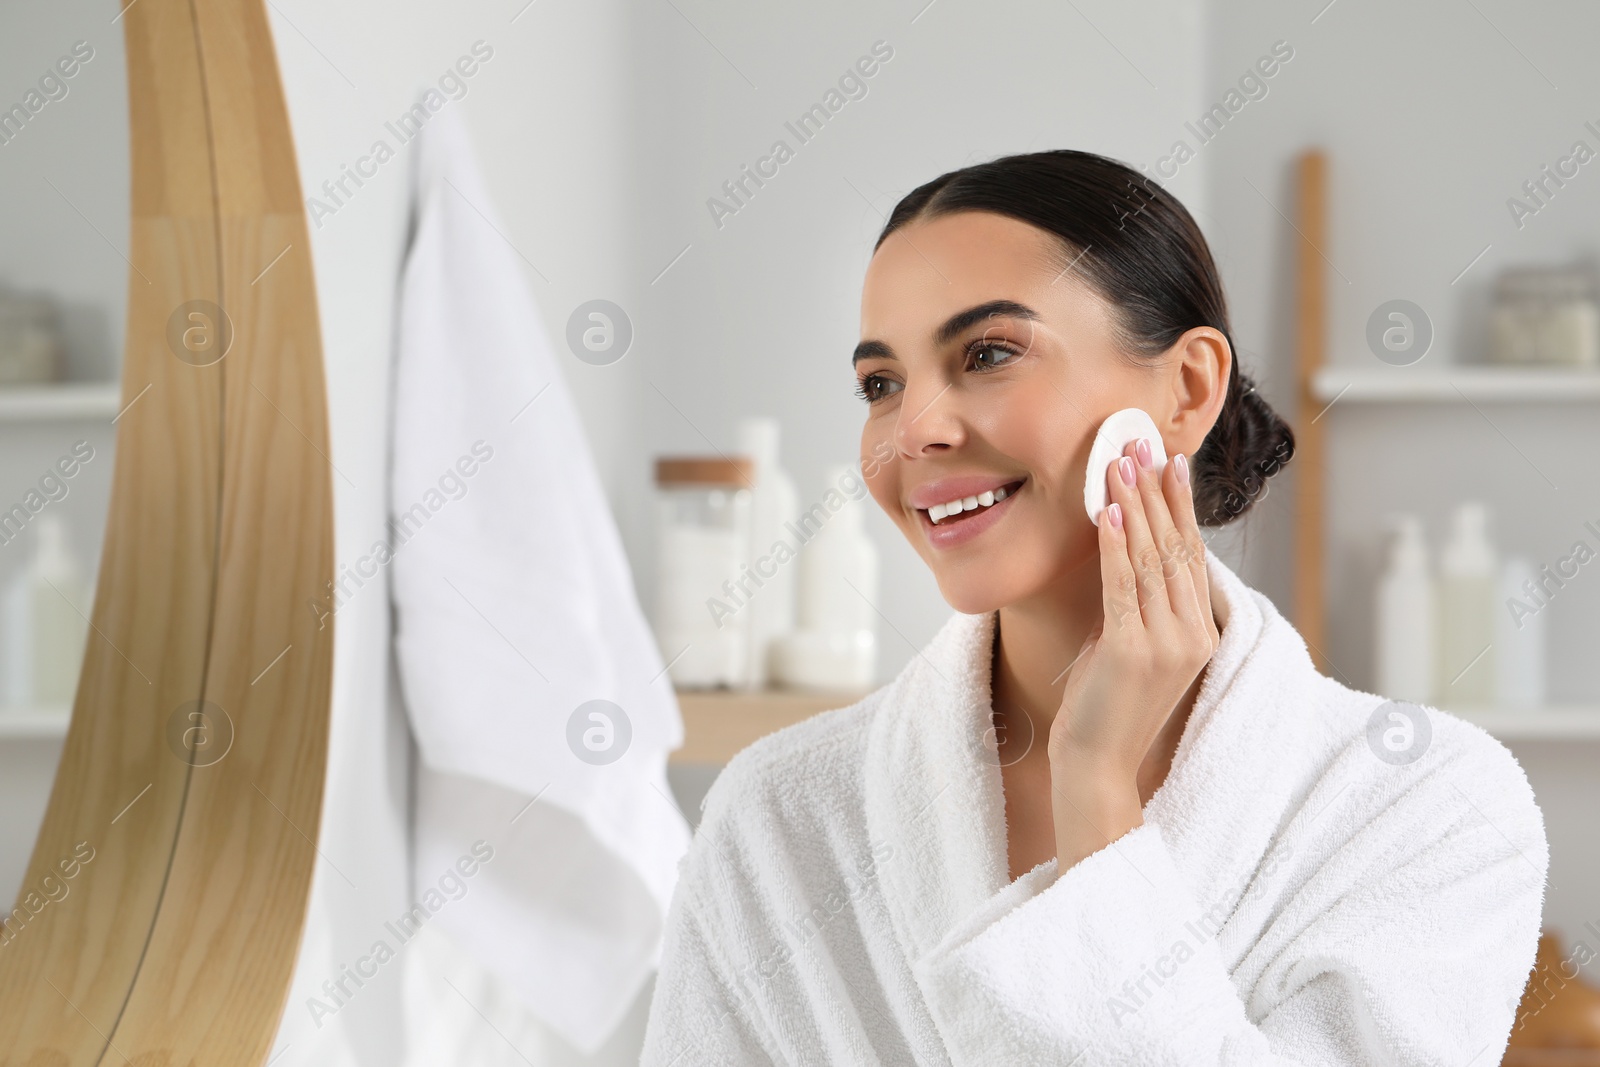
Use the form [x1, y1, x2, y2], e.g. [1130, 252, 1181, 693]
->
[1191, 370, 1295, 527]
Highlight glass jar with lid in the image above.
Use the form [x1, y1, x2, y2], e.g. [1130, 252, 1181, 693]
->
[0, 289, 64, 384]
[652, 456, 754, 688]
[1489, 265, 1600, 367]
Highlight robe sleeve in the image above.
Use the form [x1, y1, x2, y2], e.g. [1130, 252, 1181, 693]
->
[639, 846, 786, 1066]
[914, 762, 1546, 1066]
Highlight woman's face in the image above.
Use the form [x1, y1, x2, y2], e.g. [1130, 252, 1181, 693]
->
[855, 210, 1222, 615]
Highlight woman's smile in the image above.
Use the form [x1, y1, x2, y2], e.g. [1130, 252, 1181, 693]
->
[910, 475, 1028, 549]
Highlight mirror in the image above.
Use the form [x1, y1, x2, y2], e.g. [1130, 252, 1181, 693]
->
[0, 0, 334, 1061]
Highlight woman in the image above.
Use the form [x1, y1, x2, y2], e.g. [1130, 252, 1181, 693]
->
[640, 150, 1546, 1065]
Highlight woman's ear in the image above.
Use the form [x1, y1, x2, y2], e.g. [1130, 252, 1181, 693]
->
[1162, 326, 1231, 456]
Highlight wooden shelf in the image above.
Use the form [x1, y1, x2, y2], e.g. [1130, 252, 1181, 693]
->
[671, 687, 870, 765]
[0, 709, 71, 740]
[0, 383, 122, 422]
[666, 691, 1600, 765]
[1311, 365, 1600, 403]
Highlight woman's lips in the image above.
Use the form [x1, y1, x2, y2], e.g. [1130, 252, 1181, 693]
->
[918, 478, 1025, 549]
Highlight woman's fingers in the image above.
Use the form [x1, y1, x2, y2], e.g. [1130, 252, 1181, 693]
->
[1130, 439, 1202, 630]
[1168, 452, 1219, 652]
[1097, 487, 1143, 639]
[1105, 442, 1171, 622]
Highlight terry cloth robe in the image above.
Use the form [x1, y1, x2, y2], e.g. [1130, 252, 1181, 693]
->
[638, 546, 1548, 1066]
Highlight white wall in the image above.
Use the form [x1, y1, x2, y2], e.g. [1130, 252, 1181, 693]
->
[268, 3, 422, 1060]
[0, 1, 127, 385]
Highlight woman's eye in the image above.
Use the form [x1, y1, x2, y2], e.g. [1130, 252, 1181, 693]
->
[854, 374, 903, 404]
[972, 343, 1019, 371]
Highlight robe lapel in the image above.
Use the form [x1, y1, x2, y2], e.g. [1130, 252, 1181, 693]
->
[1141, 550, 1325, 932]
[864, 604, 1007, 966]
[863, 547, 1322, 975]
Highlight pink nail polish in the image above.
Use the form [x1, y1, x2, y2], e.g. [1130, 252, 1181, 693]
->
[1118, 456, 1136, 486]
[1107, 502, 1123, 529]
[1175, 452, 1190, 486]
[1135, 437, 1152, 469]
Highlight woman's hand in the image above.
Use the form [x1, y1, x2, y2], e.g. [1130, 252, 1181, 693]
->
[1048, 437, 1220, 871]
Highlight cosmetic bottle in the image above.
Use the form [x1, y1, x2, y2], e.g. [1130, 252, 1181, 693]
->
[0, 558, 30, 710]
[736, 417, 799, 689]
[33, 515, 89, 709]
[1435, 502, 1497, 709]
[1495, 555, 1546, 710]
[1375, 514, 1435, 706]
[773, 465, 878, 690]
[0, 515, 89, 711]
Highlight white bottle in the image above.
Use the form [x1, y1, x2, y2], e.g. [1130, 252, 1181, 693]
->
[32, 515, 89, 710]
[0, 516, 88, 712]
[1375, 514, 1435, 706]
[736, 418, 799, 689]
[0, 562, 31, 710]
[1495, 555, 1545, 710]
[1435, 502, 1497, 709]
[774, 464, 879, 690]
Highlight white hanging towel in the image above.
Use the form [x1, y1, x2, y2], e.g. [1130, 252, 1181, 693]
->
[640, 546, 1548, 1065]
[391, 106, 690, 1055]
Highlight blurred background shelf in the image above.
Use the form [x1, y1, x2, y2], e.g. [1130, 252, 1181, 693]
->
[1311, 365, 1600, 403]
[0, 382, 122, 422]
[667, 690, 1600, 766]
[671, 687, 870, 765]
[1448, 707, 1600, 741]
[0, 710, 71, 740]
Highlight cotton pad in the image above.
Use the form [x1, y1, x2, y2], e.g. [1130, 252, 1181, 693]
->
[1084, 407, 1167, 525]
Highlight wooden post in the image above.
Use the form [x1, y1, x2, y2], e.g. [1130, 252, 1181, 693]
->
[1293, 150, 1328, 673]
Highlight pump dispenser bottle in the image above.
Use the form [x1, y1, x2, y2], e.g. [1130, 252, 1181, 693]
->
[1496, 555, 1546, 710]
[1375, 514, 1435, 706]
[1435, 502, 1497, 709]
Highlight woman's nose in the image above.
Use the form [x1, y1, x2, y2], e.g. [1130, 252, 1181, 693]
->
[893, 379, 965, 457]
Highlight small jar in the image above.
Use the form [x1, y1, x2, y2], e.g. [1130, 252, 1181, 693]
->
[0, 292, 64, 385]
[1488, 266, 1600, 367]
[653, 456, 754, 688]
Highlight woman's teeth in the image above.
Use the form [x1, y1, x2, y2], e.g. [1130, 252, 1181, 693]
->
[928, 485, 1009, 525]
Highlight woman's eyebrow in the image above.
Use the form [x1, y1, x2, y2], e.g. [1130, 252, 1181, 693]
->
[853, 300, 1041, 367]
[852, 339, 894, 366]
[933, 300, 1040, 346]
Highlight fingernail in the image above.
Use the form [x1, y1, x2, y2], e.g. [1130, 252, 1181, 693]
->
[1118, 456, 1136, 486]
[1135, 437, 1152, 469]
[1175, 452, 1189, 486]
[1107, 502, 1123, 529]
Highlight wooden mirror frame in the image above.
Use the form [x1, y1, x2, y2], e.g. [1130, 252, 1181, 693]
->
[0, 0, 332, 1060]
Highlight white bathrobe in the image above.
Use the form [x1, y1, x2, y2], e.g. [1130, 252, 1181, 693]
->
[639, 547, 1547, 1065]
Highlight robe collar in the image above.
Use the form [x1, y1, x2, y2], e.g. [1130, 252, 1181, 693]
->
[862, 546, 1321, 966]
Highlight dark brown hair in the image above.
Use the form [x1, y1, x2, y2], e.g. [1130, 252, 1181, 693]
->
[875, 149, 1294, 526]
